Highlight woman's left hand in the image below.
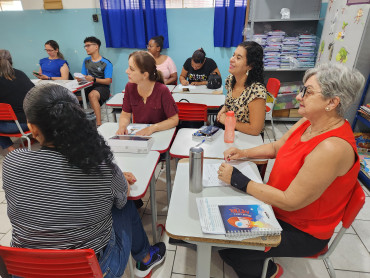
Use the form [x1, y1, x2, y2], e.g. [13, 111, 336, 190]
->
[217, 163, 234, 184]
[123, 172, 137, 185]
[190, 82, 203, 86]
[136, 126, 154, 136]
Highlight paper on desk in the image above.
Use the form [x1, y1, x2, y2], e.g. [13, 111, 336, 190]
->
[73, 72, 86, 80]
[178, 84, 196, 90]
[202, 161, 263, 187]
[127, 124, 151, 135]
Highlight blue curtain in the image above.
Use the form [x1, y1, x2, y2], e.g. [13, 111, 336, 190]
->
[100, 0, 169, 49]
[214, 0, 247, 47]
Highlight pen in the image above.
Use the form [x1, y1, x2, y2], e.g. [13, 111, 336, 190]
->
[195, 139, 205, 147]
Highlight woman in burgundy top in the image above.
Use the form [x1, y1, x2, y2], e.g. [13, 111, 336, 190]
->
[217, 63, 365, 278]
[117, 51, 179, 136]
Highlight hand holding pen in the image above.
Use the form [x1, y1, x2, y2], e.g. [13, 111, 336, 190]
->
[224, 147, 244, 161]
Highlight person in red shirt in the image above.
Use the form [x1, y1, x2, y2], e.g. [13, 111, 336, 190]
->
[116, 51, 179, 136]
[217, 63, 365, 278]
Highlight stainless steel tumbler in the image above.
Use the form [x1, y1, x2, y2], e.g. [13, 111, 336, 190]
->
[189, 146, 204, 193]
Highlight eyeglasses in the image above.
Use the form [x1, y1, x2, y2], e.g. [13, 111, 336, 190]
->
[44, 49, 55, 52]
[84, 43, 97, 48]
[299, 85, 321, 98]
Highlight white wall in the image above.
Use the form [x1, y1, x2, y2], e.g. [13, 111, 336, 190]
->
[21, 0, 100, 10]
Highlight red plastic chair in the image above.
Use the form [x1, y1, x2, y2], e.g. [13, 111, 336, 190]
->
[261, 181, 366, 278]
[0, 246, 103, 278]
[0, 103, 32, 150]
[176, 102, 208, 124]
[265, 78, 281, 141]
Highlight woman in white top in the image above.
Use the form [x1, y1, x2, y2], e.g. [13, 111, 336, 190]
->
[147, 35, 177, 85]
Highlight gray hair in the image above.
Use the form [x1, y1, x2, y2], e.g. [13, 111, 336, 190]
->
[0, 49, 15, 80]
[303, 63, 365, 117]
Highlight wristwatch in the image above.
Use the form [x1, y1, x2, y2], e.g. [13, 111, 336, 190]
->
[93, 77, 96, 83]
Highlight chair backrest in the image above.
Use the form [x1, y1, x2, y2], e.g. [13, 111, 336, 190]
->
[342, 181, 366, 228]
[0, 246, 103, 278]
[176, 102, 208, 122]
[320, 181, 365, 259]
[0, 103, 18, 122]
[266, 78, 281, 99]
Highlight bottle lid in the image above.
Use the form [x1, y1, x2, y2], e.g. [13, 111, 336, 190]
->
[226, 111, 235, 116]
[189, 147, 204, 158]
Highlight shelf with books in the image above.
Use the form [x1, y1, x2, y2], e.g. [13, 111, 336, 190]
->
[353, 75, 370, 190]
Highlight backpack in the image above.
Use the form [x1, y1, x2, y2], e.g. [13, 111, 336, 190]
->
[207, 73, 222, 89]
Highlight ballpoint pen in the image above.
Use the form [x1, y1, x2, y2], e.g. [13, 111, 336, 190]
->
[195, 139, 205, 147]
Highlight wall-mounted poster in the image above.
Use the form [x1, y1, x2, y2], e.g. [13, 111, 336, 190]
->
[347, 0, 370, 5]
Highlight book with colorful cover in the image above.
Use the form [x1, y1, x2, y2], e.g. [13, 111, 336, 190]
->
[196, 196, 282, 239]
[218, 204, 281, 237]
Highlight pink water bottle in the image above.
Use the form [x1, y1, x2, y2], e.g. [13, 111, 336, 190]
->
[224, 111, 236, 143]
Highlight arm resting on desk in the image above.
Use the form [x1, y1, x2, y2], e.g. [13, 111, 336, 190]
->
[165, 72, 178, 85]
[136, 114, 179, 136]
[117, 111, 131, 135]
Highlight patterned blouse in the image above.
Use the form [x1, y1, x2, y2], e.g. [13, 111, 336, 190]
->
[224, 74, 267, 123]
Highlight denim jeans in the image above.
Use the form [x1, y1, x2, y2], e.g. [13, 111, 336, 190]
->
[98, 200, 151, 278]
[0, 121, 29, 149]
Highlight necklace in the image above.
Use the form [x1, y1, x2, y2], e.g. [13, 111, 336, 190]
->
[308, 119, 343, 137]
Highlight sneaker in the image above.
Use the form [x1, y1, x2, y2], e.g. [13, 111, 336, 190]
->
[134, 242, 166, 277]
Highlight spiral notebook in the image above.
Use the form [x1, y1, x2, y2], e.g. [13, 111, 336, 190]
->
[196, 196, 282, 239]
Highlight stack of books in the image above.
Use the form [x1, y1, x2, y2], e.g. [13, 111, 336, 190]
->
[297, 34, 317, 68]
[359, 105, 370, 121]
[251, 31, 317, 70]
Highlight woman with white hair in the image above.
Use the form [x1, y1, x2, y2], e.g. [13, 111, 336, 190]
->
[217, 63, 365, 278]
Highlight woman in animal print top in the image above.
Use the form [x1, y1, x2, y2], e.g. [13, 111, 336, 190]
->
[217, 41, 266, 135]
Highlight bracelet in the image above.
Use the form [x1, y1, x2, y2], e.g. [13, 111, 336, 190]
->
[230, 167, 251, 192]
[93, 77, 96, 83]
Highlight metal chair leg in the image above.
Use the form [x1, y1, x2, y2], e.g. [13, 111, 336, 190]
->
[324, 258, 336, 278]
[261, 257, 272, 278]
[270, 117, 276, 141]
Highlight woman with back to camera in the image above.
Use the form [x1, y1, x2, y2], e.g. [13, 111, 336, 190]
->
[116, 50, 179, 136]
[217, 63, 365, 278]
[147, 35, 178, 85]
[34, 40, 70, 80]
[179, 48, 221, 86]
[0, 49, 34, 152]
[216, 41, 266, 135]
[3, 84, 166, 278]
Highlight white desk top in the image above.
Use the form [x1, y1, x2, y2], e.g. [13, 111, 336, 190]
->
[170, 128, 264, 158]
[173, 93, 225, 108]
[98, 122, 176, 153]
[106, 93, 124, 107]
[31, 79, 93, 93]
[114, 151, 159, 199]
[172, 84, 223, 95]
[166, 159, 267, 244]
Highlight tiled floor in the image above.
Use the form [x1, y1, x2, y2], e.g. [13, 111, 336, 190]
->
[1, 109, 370, 278]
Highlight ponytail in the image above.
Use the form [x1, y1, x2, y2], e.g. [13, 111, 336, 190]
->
[0, 49, 15, 80]
[155, 68, 164, 84]
[24, 84, 114, 174]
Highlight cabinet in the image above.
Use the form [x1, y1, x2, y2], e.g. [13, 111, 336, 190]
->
[352, 75, 370, 191]
[248, 0, 323, 121]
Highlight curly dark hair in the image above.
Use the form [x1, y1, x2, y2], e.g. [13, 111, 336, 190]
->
[230, 41, 264, 89]
[23, 84, 114, 174]
[84, 36, 101, 48]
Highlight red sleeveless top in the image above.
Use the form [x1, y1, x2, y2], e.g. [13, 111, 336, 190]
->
[268, 120, 360, 239]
